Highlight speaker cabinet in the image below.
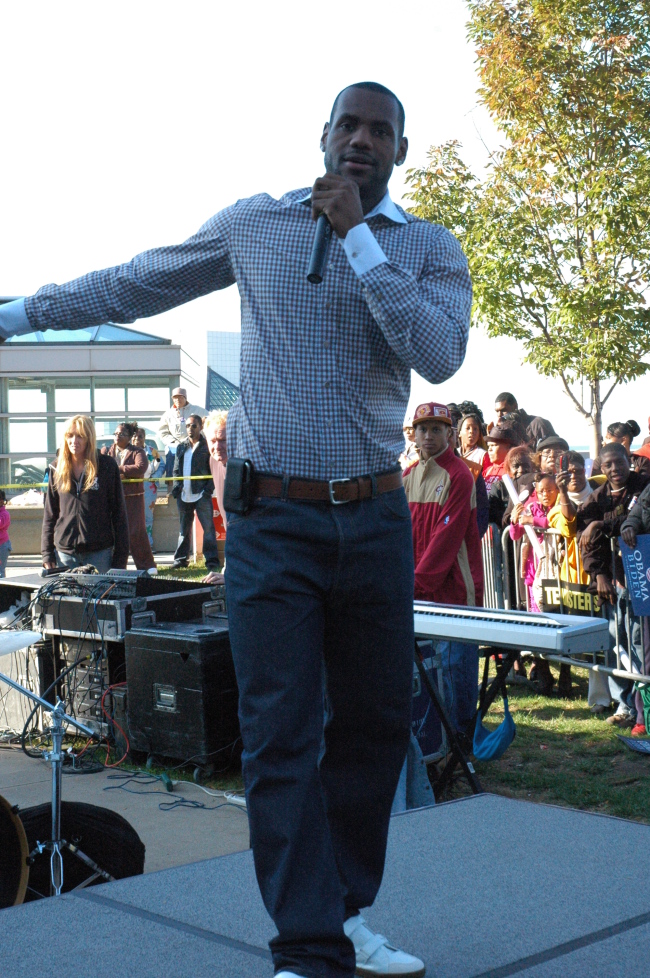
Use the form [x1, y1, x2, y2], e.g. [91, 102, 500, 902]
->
[124, 621, 239, 765]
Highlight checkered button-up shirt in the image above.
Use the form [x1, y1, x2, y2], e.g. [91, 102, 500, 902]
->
[21, 188, 471, 480]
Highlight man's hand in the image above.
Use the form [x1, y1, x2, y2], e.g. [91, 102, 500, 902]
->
[621, 525, 637, 548]
[311, 175, 365, 239]
[203, 571, 225, 585]
[595, 573, 617, 606]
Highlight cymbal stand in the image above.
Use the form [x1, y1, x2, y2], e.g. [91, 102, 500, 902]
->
[0, 669, 110, 897]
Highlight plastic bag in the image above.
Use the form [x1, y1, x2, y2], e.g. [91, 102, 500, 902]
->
[473, 693, 516, 761]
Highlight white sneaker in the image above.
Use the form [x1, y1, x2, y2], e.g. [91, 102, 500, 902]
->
[275, 973, 306, 977]
[344, 914, 425, 977]
[147, 567, 158, 576]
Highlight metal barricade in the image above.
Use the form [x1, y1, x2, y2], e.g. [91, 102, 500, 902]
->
[481, 522, 650, 686]
[480, 523, 505, 609]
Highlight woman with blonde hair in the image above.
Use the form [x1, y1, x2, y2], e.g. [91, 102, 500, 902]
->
[41, 415, 129, 573]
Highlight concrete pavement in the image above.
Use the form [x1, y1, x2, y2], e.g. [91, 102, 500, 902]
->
[0, 748, 249, 874]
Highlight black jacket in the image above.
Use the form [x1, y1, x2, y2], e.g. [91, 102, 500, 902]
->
[621, 481, 650, 539]
[41, 453, 129, 567]
[577, 471, 649, 583]
[517, 409, 555, 448]
[171, 436, 214, 499]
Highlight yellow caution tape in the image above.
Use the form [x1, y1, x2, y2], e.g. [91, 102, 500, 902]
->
[0, 475, 210, 490]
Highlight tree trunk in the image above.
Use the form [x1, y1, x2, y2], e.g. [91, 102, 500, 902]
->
[588, 378, 603, 458]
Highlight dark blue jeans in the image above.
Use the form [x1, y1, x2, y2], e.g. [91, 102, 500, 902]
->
[224, 490, 414, 978]
[605, 585, 642, 713]
[174, 494, 220, 569]
[164, 449, 175, 479]
[437, 640, 480, 736]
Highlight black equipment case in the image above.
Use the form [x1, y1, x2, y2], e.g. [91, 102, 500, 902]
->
[124, 620, 240, 766]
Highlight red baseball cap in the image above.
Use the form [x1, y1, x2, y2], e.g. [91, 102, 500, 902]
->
[412, 402, 453, 427]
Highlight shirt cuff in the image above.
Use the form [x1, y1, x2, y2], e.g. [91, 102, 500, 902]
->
[342, 223, 388, 277]
[0, 298, 33, 340]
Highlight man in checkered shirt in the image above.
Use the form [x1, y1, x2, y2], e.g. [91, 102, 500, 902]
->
[0, 82, 471, 978]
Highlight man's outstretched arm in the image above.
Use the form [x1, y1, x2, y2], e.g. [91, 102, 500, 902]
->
[0, 206, 237, 340]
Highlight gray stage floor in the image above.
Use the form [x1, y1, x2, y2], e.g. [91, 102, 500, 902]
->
[2, 793, 649, 978]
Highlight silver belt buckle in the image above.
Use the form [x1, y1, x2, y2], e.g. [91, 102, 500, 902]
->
[328, 477, 352, 504]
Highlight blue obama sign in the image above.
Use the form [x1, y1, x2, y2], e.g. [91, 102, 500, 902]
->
[620, 533, 650, 616]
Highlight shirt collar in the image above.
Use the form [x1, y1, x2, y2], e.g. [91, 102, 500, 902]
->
[298, 189, 406, 225]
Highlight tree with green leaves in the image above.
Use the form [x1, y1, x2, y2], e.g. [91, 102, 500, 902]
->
[405, 0, 650, 454]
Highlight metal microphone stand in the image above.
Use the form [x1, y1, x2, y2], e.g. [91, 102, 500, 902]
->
[0, 669, 113, 897]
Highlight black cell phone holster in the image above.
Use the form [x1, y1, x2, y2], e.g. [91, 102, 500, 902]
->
[223, 458, 256, 515]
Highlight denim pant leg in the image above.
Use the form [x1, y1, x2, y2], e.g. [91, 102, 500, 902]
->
[195, 494, 220, 569]
[605, 587, 635, 712]
[224, 491, 414, 978]
[455, 642, 479, 735]
[634, 618, 650, 725]
[320, 491, 414, 916]
[0, 540, 11, 577]
[0, 541, 10, 577]
[56, 547, 113, 574]
[438, 640, 479, 735]
[173, 498, 194, 563]
[620, 590, 642, 713]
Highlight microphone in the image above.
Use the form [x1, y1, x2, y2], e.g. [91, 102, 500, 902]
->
[307, 214, 332, 285]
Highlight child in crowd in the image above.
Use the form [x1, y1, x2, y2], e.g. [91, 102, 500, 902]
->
[510, 473, 559, 610]
[488, 446, 537, 527]
[510, 473, 560, 693]
[458, 413, 487, 465]
[0, 490, 11, 577]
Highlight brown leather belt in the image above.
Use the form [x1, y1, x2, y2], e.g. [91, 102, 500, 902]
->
[255, 470, 403, 505]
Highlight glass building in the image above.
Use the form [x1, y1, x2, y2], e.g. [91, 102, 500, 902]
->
[0, 317, 201, 490]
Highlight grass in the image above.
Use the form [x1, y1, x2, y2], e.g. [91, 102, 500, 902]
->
[117, 657, 649, 823]
[458, 662, 650, 824]
[158, 557, 212, 582]
[119, 757, 245, 795]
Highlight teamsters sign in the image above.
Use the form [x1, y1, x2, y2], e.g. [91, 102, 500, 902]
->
[620, 534, 650, 617]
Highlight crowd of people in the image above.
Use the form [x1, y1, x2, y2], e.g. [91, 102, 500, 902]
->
[401, 391, 650, 738]
[33, 386, 650, 745]
[40, 402, 228, 584]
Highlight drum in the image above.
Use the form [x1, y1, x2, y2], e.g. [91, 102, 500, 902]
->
[0, 793, 29, 908]
[18, 801, 146, 900]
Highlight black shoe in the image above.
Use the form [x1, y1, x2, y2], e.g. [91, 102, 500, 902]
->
[557, 663, 572, 698]
[172, 559, 189, 569]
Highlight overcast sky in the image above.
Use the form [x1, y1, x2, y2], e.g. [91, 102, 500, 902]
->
[1, 0, 647, 450]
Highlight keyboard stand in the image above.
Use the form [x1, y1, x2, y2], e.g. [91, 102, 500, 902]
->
[414, 643, 483, 801]
[477, 647, 519, 717]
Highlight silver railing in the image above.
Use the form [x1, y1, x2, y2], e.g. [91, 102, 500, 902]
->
[479, 523, 650, 686]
